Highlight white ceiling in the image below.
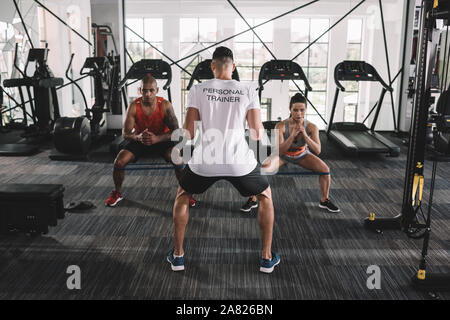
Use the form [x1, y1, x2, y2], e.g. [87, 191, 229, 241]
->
[91, 0, 400, 4]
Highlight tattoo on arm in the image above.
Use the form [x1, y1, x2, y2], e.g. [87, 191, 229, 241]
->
[164, 105, 180, 132]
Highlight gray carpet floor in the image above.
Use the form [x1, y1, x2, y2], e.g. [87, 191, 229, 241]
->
[0, 132, 449, 300]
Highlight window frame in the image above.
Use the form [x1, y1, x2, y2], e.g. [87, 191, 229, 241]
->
[290, 18, 330, 128]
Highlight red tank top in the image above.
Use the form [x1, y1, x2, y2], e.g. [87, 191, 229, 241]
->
[134, 97, 169, 135]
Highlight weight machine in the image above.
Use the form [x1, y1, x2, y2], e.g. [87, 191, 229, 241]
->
[365, 0, 450, 293]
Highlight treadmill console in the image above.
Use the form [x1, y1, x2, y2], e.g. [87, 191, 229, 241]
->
[186, 59, 240, 90]
[82, 57, 108, 70]
[259, 60, 304, 80]
[130, 59, 170, 78]
[258, 59, 312, 91]
[191, 59, 214, 81]
[337, 61, 374, 81]
[120, 59, 172, 90]
[28, 48, 48, 64]
[334, 60, 391, 91]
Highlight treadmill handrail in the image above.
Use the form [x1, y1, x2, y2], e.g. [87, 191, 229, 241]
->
[3, 77, 63, 88]
[66, 53, 89, 117]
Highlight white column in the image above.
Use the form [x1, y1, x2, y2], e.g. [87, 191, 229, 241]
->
[163, 16, 181, 122]
[41, 0, 92, 118]
[397, 0, 415, 132]
[269, 17, 290, 121]
[327, 16, 348, 125]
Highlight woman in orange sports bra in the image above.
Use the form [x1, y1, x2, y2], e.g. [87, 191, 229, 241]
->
[240, 93, 340, 213]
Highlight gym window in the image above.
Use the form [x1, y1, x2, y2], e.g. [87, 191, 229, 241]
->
[290, 18, 329, 130]
[125, 18, 163, 66]
[180, 18, 217, 122]
[233, 18, 273, 121]
[125, 18, 163, 102]
[0, 20, 31, 124]
[233, 18, 273, 82]
[343, 19, 363, 123]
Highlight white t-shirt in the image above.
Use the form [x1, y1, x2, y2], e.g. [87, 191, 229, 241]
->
[186, 78, 260, 177]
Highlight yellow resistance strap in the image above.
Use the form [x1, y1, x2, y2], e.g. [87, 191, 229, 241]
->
[412, 162, 424, 206]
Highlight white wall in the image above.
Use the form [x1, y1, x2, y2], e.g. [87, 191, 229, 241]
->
[40, 0, 92, 118]
[91, 0, 122, 128]
[90, 0, 120, 50]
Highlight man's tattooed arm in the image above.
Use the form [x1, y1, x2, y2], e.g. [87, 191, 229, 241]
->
[158, 100, 180, 142]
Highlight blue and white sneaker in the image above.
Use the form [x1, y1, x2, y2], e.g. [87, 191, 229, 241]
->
[260, 252, 280, 273]
[167, 249, 185, 271]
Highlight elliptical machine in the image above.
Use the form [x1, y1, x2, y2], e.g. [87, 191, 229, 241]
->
[2, 45, 63, 156]
[50, 54, 112, 160]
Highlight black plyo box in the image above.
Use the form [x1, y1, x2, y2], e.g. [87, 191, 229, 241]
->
[0, 184, 65, 235]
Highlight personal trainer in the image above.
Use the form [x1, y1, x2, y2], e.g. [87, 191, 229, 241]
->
[167, 47, 280, 273]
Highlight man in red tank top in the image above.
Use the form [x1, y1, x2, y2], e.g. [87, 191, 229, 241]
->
[106, 74, 196, 207]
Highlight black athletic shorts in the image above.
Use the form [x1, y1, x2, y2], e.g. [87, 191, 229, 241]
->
[124, 140, 176, 161]
[179, 164, 269, 197]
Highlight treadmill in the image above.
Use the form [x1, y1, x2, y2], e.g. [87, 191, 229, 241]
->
[186, 59, 240, 90]
[326, 61, 400, 157]
[258, 59, 312, 103]
[258, 60, 314, 156]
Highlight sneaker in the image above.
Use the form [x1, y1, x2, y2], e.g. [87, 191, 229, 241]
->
[260, 252, 280, 274]
[167, 249, 185, 271]
[189, 196, 196, 207]
[319, 198, 340, 213]
[240, 197, 258, 212]
[105, 190, 123, 207]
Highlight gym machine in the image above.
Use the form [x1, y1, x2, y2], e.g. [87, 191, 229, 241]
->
[50, 54, 114, 160]
[92, 23, 122, 115]
[257, 59, 313, 140]
[326, 60, 400, 157]
[258, 59, 311, 102]
[410, 95, 450, 292]
[186, 59, 240, 90]
[0, 76, 6, 133]
[2, 45, 63, 156]
[365, 0, 450, 293]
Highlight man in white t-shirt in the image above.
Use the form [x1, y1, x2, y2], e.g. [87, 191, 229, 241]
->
[166, 47, 280, 273]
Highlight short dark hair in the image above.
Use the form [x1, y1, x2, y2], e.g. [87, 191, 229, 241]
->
[212, 46, 234, 62]
[289, 93, 307, 109]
